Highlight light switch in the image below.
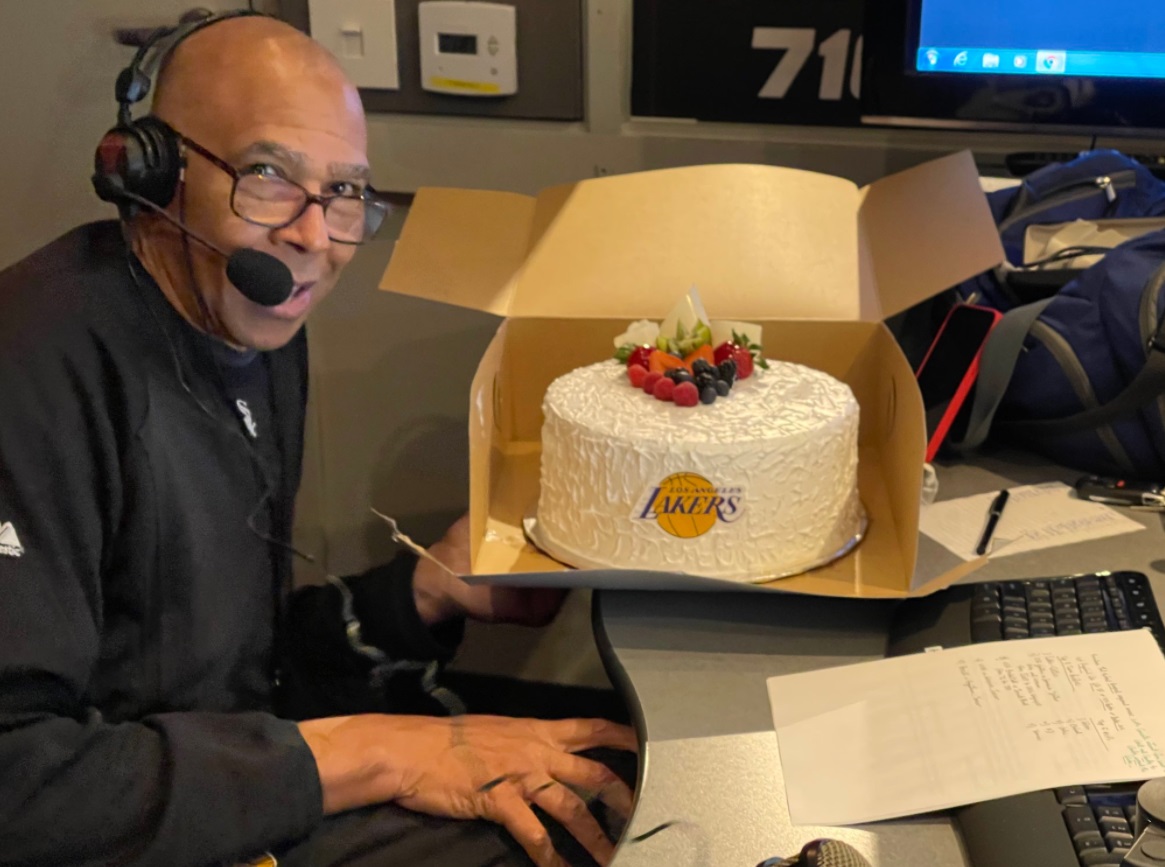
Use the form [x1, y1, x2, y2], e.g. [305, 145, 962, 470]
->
[308, 0, 400, 90]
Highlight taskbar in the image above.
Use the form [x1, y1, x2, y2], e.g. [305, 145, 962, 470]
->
[916, 47, 1165, 79]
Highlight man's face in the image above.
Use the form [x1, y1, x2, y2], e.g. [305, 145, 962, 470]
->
[170, 72, 368, 351]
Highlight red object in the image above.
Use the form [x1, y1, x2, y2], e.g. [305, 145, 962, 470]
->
[733, 348, 754, 379]
[642, 371, 663, 394]
[653, 376, 676, 401]
[627, 345, 654, 369]
[673, 381, 699, 407]
[627, 363, 648, 388]
[915, 302, 1003, 462]
[713, 341, 739, 365]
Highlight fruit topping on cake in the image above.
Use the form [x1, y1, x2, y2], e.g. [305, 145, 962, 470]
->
[612, 288, 766, 407]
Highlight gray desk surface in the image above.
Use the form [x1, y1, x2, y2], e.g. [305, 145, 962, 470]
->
[595, 451, 1165, 867]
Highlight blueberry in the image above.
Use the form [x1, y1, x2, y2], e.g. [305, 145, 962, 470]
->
[664, 368, 684, 382]
[715, 379, 730, 397]
[673, 370, 695, 385]
[700, 385, 718, 405]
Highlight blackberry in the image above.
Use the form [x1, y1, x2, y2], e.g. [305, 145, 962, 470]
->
[717, 358, 737, 385]
[694, 373, 715, 392]
[691, 359, 718, 379]
[700, 385, 718, 405]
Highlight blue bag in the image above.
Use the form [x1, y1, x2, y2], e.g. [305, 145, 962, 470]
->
[956, 228, 1165, 480]
[945, 151, 1165, 478]
[959, 150, 1165, 310]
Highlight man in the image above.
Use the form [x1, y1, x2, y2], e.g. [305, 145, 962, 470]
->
[0, 12, 634, 867]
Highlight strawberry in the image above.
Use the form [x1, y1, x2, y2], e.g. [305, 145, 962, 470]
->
[653, 377, 676, 401]
[673, 381, 699, 407]
[733, 347, 755, 379]
[627, 345, 654, 369]
[642, 371, 663, 394]
[713, 341, 739, 365]
[627, 363, 648, 388]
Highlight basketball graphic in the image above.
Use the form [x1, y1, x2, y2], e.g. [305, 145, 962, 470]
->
[654, 472, 719, 539]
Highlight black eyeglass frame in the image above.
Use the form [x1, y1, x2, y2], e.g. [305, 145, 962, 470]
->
[177, 131, 388, 245]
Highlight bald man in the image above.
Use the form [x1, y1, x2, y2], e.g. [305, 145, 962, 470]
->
[0, 11, 634, 867]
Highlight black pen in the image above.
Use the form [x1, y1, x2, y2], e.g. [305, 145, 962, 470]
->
[975, 489, 1010, 556]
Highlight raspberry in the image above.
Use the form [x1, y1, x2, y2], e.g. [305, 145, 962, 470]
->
[642, 371, 663, 394]
[653, 376, 676, 401]
[733, 347, 755, 379]
[673, 381, 699, 407]
[627, 363, 649, 388]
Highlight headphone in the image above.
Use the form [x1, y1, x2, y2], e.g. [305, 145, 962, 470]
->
[92, 8, 264, 212]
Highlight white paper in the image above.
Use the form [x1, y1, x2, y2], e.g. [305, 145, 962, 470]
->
[918, 482, 1144, 561]
[768, 630, 1165, 825]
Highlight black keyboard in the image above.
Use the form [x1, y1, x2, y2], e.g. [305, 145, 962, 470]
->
[1006, 151, 1165, 180]
[887, 571, 1165, 867]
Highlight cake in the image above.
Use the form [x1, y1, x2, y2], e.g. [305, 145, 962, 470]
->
[534, 321, 864, 582]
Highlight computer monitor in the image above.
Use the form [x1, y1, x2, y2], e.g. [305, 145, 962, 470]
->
[863, 0, 1165, 135]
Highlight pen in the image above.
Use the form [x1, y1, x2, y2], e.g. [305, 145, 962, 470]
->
[975, 489, 1010, 556]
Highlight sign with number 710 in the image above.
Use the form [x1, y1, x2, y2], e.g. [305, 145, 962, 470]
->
[753, 28, 863, 101]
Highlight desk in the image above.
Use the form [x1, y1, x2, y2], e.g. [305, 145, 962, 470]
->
[595, 451, 1165, 866]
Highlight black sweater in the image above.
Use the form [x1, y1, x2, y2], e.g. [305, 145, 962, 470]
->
[0, 222, 460, 866]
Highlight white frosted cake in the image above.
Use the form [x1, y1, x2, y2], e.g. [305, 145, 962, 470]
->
[535, 358, 863, 582]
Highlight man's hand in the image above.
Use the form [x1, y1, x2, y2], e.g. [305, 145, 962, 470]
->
[297, 714, 637, 867]
[413, 514, 568, 627]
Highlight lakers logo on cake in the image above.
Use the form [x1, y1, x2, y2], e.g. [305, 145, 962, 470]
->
[635, 473, 744, 539]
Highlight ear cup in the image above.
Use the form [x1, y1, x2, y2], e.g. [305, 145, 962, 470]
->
[92, 116, 181, 208]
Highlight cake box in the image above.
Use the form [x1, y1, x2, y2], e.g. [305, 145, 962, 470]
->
[378, 152, 1004, 599]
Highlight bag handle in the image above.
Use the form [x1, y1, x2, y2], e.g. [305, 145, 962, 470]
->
[948, 298, 1053, 450]
[950, 299, 1165, 449]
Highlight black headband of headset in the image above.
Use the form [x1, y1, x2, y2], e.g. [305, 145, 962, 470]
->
[114, 8, 264, 126]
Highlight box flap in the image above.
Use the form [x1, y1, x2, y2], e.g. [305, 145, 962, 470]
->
[509, 165, 862, 320]
[385, 165, 867, 321]
[858, 151, 1005, 321]
[379, 188, 535, 316]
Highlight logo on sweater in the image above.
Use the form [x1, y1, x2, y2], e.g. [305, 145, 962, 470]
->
[633, 473, 744, 539]
[0, 522, 24, 558]
[235, 399, 258, 438]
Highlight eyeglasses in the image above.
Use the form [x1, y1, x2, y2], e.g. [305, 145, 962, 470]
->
[178, 132, 388, 245]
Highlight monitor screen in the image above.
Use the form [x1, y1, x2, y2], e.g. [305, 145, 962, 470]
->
[864, 0, 1165, 134]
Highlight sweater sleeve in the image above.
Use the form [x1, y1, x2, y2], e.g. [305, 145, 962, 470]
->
[0, 321, 322, 866]
[277, 553, 465, 720]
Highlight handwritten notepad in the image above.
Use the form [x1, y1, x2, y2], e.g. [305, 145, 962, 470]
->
[919, 482, 1144, 561]
[768, 630, 1165, 825]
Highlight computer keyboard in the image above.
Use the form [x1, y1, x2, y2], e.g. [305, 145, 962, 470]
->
[887, 571, 1165, 867]
[1006, 151, 1165, 181]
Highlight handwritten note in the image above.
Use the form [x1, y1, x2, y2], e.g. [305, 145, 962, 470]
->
[919, 482, 1144, 561]
[768, 630, 1165, 825]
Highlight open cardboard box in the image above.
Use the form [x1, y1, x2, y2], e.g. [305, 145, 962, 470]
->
[379, 152, 1004, 599]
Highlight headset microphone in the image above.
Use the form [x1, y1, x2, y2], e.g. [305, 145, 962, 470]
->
[97, 176, 295, 308]
[93, 9, 294, 307]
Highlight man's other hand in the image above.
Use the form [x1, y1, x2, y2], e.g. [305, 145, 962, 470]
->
[413, 514, 568, 627]
[298, 714, 638, 867]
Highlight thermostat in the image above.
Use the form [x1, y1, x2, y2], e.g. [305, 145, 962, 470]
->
[418, 1, 517, 97]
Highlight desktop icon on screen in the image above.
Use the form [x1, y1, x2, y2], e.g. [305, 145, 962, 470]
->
[925, 48, 939, 66]
[953, 51, 969, 67]
[982, 53, 1000, 69]
[1036, 50, 1066, 73]
[1014, 54, 1029, 69]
